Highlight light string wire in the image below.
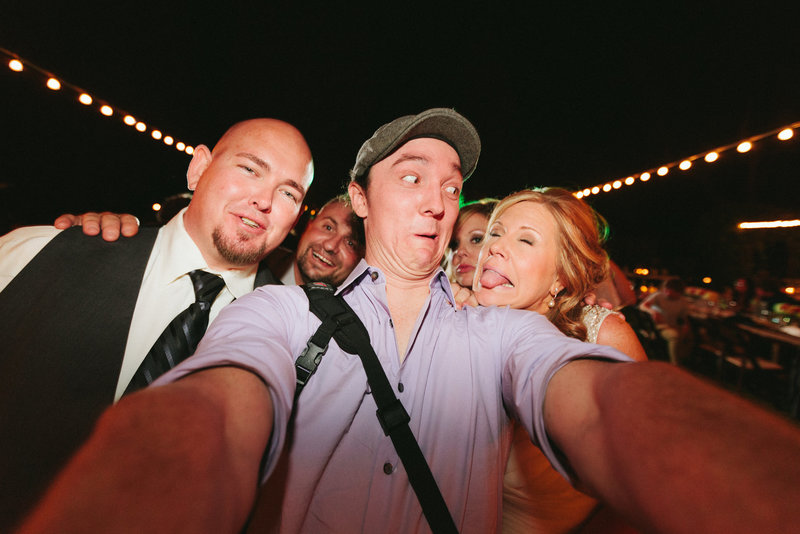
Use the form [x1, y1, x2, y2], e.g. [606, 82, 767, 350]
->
[3, 47, 797, 206]
[574, 120, 798, 199]
[2, 46, 194, 156]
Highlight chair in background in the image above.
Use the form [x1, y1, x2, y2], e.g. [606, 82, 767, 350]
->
[620, 306, 669, 362]
[717, 318, 785, 402]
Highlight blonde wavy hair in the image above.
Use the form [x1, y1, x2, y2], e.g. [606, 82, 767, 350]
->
[485, 187, 610, 340]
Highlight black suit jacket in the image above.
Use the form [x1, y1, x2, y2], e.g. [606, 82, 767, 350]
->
[0, 227, 279, 531]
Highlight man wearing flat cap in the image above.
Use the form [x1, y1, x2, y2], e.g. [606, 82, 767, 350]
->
[19, 109, 800, 534]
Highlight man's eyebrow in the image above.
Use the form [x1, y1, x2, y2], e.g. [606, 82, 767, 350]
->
[237, 152, 305, 193]
[237, 152, 270, 172]
[390, 154, 428, 167]
[391, 153, 462, 174]
[319, 216, 338, 228]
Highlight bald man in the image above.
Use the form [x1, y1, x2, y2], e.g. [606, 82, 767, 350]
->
[0, 118, 314, 531]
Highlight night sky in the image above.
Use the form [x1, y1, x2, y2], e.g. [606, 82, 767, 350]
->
[2, 3, 799, 283]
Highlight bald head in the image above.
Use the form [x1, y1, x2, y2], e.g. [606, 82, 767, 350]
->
[213, 119, 314, 191]
[183, 118, 315, 271]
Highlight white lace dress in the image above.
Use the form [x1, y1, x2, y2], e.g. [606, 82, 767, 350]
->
[502, 305, 613, 533]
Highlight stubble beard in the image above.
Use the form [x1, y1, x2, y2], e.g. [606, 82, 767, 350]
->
[296, 247, 342, 286]
[212, 227, 271, 267]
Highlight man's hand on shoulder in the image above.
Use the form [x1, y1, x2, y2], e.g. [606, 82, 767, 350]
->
[54, 212, 141, 242]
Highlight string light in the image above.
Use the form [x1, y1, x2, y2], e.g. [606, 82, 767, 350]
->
[738, 220, 800, 229]
[574, 121, 798, 197]
[1, 46, 194, 156]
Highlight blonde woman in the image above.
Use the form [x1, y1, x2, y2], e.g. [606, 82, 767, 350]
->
[474, 188, 646, 533]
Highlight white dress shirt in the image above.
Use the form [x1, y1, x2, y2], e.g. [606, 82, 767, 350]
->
[0, 208, 258, 399]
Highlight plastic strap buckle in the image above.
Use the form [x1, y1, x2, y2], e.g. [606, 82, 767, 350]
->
[376, 399, 411, 436]
[295, 340, 328, 387]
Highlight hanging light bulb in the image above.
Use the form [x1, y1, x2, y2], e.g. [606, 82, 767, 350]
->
[46, 78, 61, 90]
[78, 93, 93, 105]
[100, 105, 113, 116]
[778, 128, 794, 141]
[704, 151, 719, 162]
[9, 59, 23, 72]
[737, 141, 752, 153]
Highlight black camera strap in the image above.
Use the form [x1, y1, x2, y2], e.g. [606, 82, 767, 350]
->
[294, 282, 458, 534]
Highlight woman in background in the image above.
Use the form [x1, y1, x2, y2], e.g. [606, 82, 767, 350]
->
[445, 198, 498, 288]
[472, 188, 646, 533]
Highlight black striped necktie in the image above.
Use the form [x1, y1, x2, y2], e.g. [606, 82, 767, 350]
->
[124, 270, 225, 396]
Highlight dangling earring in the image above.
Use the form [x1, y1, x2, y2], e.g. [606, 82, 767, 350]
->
[548, 297, 556, 308]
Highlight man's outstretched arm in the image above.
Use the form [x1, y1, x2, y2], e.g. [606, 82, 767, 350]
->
[545, 359, 800, 533]
[17, 366, 273, 534]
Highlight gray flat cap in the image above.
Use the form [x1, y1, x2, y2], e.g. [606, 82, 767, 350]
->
[350, 108, 481, 181]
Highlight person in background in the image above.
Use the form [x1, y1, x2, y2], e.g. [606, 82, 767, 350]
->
[266, 194, 364, 287]
[731, 276, 755, 314]
[17, 108, 800, 534]
[639, 277, 691, 365]
[445, 197, 497, 288]
[0, 118, 314, 532]
[472, 187, 646, 533]
[594, 259, 638, 309]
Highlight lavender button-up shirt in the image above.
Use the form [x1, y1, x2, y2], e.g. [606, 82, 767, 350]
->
[156, 260, 631, 533]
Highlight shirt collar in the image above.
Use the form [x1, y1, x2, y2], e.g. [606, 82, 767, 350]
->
[160, 208, 257, 298]
[336, 259, 456, 307]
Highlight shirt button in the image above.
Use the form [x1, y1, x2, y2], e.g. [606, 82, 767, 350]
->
[383, 462, 394, 475]
[371, 271, 379, 281]
[398, 382, 404, 393]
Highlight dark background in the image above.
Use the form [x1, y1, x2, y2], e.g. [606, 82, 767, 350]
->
[2, 2, 799, 286]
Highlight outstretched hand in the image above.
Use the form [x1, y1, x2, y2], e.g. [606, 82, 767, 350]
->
[54, 212, 140, 242]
